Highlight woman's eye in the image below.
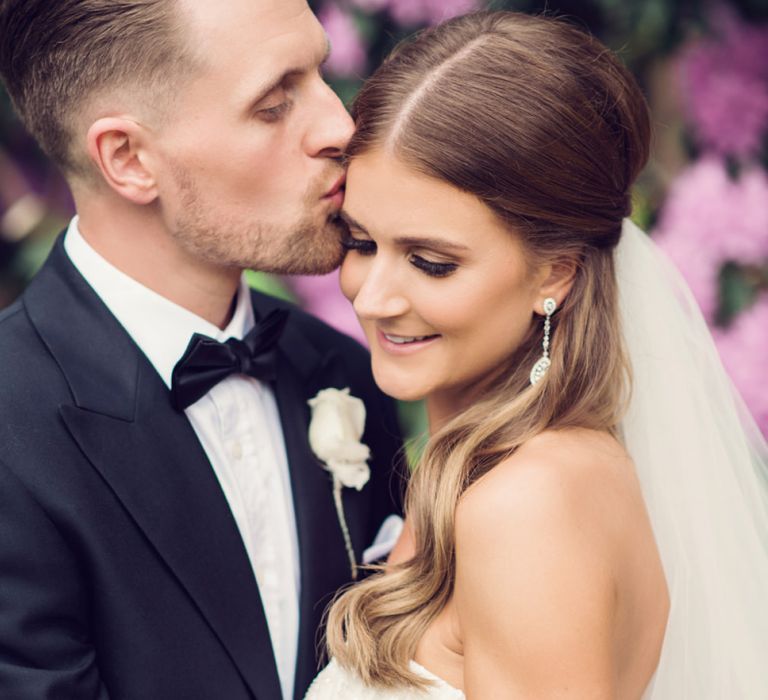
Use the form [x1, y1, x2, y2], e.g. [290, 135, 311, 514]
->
[410, 255, 458, 278]
[342, 237, 377, 256]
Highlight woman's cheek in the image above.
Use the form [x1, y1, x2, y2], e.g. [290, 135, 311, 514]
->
[339, 255, 366, 303]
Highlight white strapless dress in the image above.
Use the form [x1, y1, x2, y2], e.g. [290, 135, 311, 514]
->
[305, 659, 466, 699]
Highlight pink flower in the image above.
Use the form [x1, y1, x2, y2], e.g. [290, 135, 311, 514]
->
[348, 0, 391, 12]
[319, 3, 367, 78]
[288, 271, 367, 346]
[653, 158, 768, 321]
[727, 167, 768, 262]
[678, 6, 768, 158]
[681, 69, 768, 158]
[384, 0, 482, 26]
[422, 0, 483, 25]
[653, 158, 734, 320]
[714, 294, 768, 437]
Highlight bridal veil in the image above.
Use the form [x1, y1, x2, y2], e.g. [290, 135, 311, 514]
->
[617, 219, 768, 697]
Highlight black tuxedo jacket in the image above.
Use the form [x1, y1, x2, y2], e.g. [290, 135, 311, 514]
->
[0, 234, 404, 700]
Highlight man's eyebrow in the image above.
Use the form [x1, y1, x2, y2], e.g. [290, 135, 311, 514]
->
[340, 212, 471, 252]
[247, 37, 332, 110]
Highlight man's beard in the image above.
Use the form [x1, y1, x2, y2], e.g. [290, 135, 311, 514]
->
[169, 167, 346, 275]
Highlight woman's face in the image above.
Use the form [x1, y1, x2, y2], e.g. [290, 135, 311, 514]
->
[340, 150, 549, 418]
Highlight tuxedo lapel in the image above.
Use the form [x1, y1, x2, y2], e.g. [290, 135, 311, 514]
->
[251, 296, 355, 698]
[24, 236, 282, 700]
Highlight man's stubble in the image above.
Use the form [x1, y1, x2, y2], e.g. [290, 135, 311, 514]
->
[168, 163, 347, 276]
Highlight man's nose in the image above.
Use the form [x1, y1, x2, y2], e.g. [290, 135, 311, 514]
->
[305, 80, 355, 158]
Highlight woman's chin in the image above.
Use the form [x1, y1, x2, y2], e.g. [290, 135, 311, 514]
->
[372, 369, 428, 403]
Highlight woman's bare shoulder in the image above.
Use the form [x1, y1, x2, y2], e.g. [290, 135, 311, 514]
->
[453, 429, 637, 696]
[456, 427, 639, 543]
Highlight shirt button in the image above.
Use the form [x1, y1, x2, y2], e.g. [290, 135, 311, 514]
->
[229, 441, 243, 461]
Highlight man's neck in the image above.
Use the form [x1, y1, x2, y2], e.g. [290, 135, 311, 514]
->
[75, 199, 241, 330]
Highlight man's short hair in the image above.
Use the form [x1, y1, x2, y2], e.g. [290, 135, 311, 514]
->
[0, 0, 196, 177]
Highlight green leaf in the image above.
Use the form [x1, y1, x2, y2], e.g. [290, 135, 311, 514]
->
[244, 270, 297, 303]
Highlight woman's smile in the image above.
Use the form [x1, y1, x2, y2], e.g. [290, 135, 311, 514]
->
[376, 328, 442, 354]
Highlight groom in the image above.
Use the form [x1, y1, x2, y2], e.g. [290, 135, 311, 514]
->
[0, 1, 402, 699]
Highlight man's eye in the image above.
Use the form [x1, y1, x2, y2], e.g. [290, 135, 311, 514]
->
[258, 100, 293, 123]
[410, 255, 458, 278]
[342, 237, 377, 256]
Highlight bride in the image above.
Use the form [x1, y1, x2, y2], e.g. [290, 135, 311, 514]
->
[307, 11, 768, 699]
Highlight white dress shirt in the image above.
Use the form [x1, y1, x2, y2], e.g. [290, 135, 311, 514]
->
[64, 217, 300, 700]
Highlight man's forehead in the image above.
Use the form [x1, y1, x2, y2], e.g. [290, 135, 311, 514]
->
[178, 0, 319, 49]
[178, 0, 328, 82]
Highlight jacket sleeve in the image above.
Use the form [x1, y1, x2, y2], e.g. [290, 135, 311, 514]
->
[0, 460, 110, 699]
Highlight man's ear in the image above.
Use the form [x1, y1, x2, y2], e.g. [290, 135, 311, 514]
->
[533, 259, 578, 314]
[86, 117, 159, 205]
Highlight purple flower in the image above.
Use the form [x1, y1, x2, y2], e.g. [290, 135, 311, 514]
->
[319, 3, 367, 78]
[421, 0, 483, 25]
[378, 0, 482, 27]
[714, 294, 768, 437]
[348, 0, 391, 12]
[288, 271, 367, 346]
[678, 6, 768, 158]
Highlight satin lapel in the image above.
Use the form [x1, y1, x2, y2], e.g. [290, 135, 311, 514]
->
[272, 354, 352, 698]
[254, 302, 365, 699]
[25, 237, 281, 700]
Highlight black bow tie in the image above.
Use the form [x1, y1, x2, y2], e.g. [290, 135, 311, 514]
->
[171, 309, 289, 411]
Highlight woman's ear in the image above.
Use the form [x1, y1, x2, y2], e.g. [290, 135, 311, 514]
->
[86, 117, 159, 205]
[534, 259, 578, 314]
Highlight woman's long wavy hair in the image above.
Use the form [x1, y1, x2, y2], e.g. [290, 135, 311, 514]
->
[325, 11, 651, 688]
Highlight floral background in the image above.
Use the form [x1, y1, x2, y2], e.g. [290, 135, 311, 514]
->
[1, 0, 766, 436]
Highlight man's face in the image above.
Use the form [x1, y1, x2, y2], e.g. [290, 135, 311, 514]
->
[152, 0, 354, 274]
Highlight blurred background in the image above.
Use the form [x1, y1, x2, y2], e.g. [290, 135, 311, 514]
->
[1, 0, 767, 437]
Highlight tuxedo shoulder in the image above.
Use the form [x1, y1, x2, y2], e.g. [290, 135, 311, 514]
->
[249, 290, 369, 361]
[0, 297, 23, 327]
[0, 297, 46, 363]
[0, 296, 72, 408]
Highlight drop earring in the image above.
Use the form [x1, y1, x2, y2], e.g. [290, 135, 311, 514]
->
[530, 297, 557, 386]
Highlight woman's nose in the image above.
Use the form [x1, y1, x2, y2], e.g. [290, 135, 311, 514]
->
[352, 266, 410, 321]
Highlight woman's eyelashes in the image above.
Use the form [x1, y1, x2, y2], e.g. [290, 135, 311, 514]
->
[410, 255, 458, 278]
[341, 236, 376, 255]
[342, 236, 459, 278]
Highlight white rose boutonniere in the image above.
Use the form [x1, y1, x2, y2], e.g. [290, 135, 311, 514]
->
[308, 387, 371, 579]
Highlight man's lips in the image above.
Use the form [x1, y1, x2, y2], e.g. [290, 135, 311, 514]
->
[323, 174, 346, 199]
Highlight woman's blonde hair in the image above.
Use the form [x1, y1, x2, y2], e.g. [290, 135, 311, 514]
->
[326, 11, 650, 688]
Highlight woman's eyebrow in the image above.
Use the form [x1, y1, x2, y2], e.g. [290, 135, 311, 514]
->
[393, 236, 471, 253]
[340, 211, 470, 252]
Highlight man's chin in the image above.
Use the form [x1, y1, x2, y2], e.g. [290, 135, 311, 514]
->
[278, 248, 344, 276]
[276, 219, 346, 275]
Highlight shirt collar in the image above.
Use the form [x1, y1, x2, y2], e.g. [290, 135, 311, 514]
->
[63, 216, 255, 388]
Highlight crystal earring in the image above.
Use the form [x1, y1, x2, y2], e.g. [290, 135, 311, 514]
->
[530, 297, 557, 386]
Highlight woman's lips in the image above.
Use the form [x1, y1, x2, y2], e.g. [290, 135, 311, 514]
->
[376, 328, 441, 354]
